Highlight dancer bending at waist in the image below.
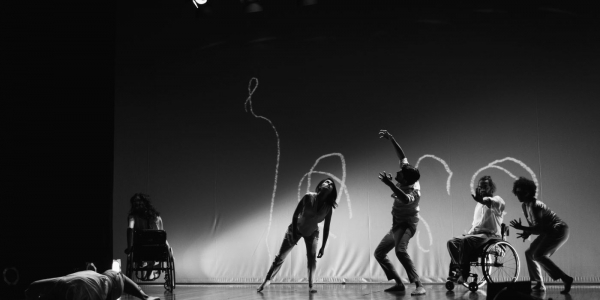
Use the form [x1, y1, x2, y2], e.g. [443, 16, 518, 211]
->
[375, 129, 426, 296]
[510, 177, 573, 294]
[257, 178, 338, 293]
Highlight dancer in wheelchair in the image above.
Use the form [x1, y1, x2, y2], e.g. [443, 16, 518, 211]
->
[374, 129, 426, 296]
[446, 175, 506, 283]
[125, 193, 171, 280]
[257, 178, 337, 293]
[509, 177, 574, 294]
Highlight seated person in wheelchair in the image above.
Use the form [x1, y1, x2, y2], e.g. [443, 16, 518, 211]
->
[125, 193, 172, 280]
[25, 269, 159, 300]
[446, 175, 506, 282]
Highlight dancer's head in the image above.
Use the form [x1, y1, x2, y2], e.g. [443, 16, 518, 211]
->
[315, 178, 338, 209]
[396, 164, 420, 186]
[128, 193, 160, 220]
[512, 177, 536, 202]
[477, 175, 496, 197]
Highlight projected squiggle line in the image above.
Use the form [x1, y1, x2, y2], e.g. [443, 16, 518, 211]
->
[244, 77, 280, 261]
[416, 154, 453, 195]
[297, 153, 352, 219]
[415, 216, 433, 253]
[470, 157, 539, 198]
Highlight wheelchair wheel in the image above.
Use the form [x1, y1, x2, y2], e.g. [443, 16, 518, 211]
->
[461, 263, 487, 290]
[481, 241, 520, 283]
[169, 249, 176, 290]
[445, 280, 455, 291]
[468, 282, 479, 292]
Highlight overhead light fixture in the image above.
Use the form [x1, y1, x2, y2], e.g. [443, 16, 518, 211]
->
[241, 0, 263, 13]
[193, 0, 207, 8]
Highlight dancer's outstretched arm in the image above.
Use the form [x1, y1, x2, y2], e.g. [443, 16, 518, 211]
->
[123, 273, 160, 300]
[379, 130, 407, 168]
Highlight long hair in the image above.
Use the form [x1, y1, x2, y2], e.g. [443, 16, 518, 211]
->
[512, 177, 536, 198]
[479, 175, 497, 195]
[315, 177, 338, 209]
[128, 193, 160, 221]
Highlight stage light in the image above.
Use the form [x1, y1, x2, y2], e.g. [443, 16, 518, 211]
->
[192, 0, 207, 8]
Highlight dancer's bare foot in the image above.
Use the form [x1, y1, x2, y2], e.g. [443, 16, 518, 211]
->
[145, 297, 160, 300]
[532, 282, 546, 291]
[257, 280, 271, 292]
[560, 276, 574, 294]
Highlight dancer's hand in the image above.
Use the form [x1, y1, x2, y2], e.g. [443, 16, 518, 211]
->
[516, 231, 530, 242]
[317, 247, 325, 258]
[378, 171, 394, 186]
[509, 218, 524, 230]
[379, 130, 393, 140]
[471, 187, 484, 203]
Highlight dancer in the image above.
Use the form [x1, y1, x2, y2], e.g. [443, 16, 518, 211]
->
[125, 193, 171, 280]
[25, 269, 159, 300]
[509, 177, 573, 294]
[446, 176, 505, 283]
[257, 178, 338, 293]
[375, 129, 426, 296]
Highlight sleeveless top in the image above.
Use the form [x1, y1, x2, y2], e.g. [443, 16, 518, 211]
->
[296, 192, 332, 236]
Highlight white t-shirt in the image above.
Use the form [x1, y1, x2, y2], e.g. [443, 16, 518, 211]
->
[469, 195, 505, 235]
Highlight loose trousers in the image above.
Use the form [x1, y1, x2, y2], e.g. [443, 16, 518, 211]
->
[447, 233, 497, 278]
[374, 226, 420, 283]
[526, 224, 569, 282]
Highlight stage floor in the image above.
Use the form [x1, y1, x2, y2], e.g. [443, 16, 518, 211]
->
[124, 283, 600, 300]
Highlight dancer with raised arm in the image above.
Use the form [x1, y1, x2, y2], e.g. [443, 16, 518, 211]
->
[509, 177, 574, 294]
[446, 176, 505, 284]
[375, 129, 426, 296]
[257, 178, 338, 293]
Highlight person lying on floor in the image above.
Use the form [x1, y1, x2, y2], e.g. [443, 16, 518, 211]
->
[25, 269, 159, 300]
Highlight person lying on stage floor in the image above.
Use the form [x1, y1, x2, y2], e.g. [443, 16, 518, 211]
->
[509, 176, 574, 294]
[257, 178, 338, 293]
[374, 129, 426, 296]
[25, 269, 159, 300]
[446, 175, 505, 284]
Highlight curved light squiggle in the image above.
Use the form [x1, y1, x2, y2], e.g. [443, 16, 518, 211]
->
[416, 154, 453, 195]
[415, 216, 433, 253]
[297, 153, 352, 219]
[244, 77, 280, 261]
[470, 157, 539, 198]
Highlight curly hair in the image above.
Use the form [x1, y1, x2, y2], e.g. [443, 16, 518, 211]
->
[479, 175, 496, 195]
[315, 177, 338, 209]
[401, 164, 421, 186]
[512, 177, 537, 197]
[128, 193, 160, 221]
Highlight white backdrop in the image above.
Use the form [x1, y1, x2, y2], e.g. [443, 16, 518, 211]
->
[114, 18, 600, 283]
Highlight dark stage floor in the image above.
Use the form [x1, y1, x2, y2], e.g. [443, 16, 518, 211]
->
[125, 283, 600, 300]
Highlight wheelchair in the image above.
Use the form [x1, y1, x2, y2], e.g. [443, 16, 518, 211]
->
[125, 230, 176, 292]
[445, 224, 520, 292]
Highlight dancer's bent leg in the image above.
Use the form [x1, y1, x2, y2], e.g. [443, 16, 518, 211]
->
[374, 229, 405, 292]
[258, 227, 299, 292]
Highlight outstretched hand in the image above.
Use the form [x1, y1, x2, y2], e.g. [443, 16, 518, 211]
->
[378, 171, 394, 186]
[516, 232, 531, 242]
[509, 218, 525, 230]
[471, 187, 484, 203]
[318, 248, 325, 258]
[379, 130, 393, 140]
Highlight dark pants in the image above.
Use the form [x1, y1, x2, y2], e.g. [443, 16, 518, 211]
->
[374, 226, 419, 283]
[264, 225, 319, 287]
[447, 233, 497, 278]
